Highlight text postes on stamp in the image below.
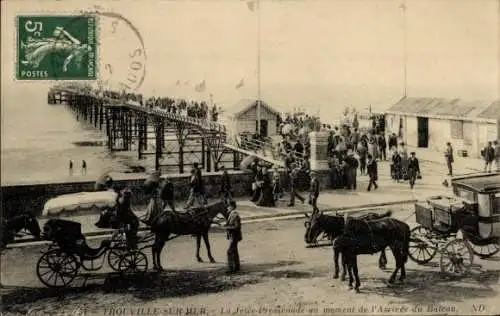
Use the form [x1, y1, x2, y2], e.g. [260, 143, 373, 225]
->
[16, 15, 97, 80]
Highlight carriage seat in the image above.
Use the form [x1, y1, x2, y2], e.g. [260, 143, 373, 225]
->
[43, 219, 110, 258]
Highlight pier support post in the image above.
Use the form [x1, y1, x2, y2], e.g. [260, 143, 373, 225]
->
[201, 138, 206, 169]
[175, 121, 190, 174]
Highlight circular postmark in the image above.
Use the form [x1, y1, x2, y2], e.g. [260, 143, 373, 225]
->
[45, 6, 147, 92]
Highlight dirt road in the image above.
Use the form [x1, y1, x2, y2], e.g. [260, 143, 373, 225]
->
[1, 205, 499, 316]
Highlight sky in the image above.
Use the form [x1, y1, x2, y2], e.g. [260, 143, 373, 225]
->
[1, 0, 499, 113]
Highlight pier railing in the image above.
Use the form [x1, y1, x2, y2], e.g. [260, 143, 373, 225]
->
[123, 101, 228, 136]
[50, 87, 304, 169]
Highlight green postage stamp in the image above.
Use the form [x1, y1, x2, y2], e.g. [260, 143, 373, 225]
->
[16, 15, 97, 80]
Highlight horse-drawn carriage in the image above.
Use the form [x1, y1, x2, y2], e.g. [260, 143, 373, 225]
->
[409, 173, 500, 275]
[36, 191, 149, 288]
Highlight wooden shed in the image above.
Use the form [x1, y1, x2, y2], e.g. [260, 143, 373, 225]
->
[223, 99, 281, 138]
[385, 97, 499, 158]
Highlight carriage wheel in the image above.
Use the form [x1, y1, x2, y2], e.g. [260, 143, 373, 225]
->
[408, 226, 437, 264]
[118, 250, 148, 274]
[107, 247, 128, 271]
[36, 249, 79, 288]
[440, 239, 474, 276]
[466, 242, 500, 259]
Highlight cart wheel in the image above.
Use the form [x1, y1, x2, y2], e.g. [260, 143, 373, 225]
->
[408, 226, 437, 264]
[466, 242, 500, 259]
[118, 251, 148, 274]
[36, 249, 79, 288]
[440, 239, 474, 276]
[107, 247, 128, 271]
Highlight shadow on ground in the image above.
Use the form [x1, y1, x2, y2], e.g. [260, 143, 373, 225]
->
[0, 260, 304, 311]
[348, 268, 500, 304]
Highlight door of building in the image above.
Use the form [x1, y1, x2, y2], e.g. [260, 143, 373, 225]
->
[256, 120, 268, 137]
[417, 117, 429, 148]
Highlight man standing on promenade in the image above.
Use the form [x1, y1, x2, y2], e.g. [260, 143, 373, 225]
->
[220, 165, 233, 203]
[288, 163, 305, 207]
[194, 162, 208, 204]
[388, 133, 398, 152]
[445, 142, 454, 176]
[309, 171, 320, 214]
[494, 140, 500, 172]
[407, 152, 421, 189]
[482, 142, 495, 173]
[378, 133, 387, 161]
[185, 169, 200, 209]
[367, 154, 378, 191]
[225, 200, 241, 273]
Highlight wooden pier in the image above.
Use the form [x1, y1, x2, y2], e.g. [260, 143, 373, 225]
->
[48, 88, 241, 173]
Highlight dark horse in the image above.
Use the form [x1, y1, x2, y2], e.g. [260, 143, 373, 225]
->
[96, 198, 231, 271]
[304, 210, 392, 281]
[1, 212, 41, 250]
[147, 200, 230, 270]
[334, 217, 410, 292]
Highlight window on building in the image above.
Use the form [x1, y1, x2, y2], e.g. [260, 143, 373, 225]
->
[450, 120, 464, 140]
[492, 193, 500, 215]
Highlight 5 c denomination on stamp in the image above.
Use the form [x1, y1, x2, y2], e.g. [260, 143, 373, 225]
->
[16, 15, 97, 80]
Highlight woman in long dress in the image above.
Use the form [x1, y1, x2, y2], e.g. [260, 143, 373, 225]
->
[398, 142, 409, 179]
[257, 167, 276, 207]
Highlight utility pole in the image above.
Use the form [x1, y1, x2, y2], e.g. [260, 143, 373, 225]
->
[256, 0, 262, 136]
[400, 1, 407, 98]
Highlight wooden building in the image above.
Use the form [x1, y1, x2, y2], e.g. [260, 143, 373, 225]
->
[222, 99, 281, 138]
[385, 97, 500, 158]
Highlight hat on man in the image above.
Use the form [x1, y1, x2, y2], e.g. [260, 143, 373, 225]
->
[410, 152, 416, 155]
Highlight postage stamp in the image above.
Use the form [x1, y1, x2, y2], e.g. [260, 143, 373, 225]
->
[16, 15, 97, 80]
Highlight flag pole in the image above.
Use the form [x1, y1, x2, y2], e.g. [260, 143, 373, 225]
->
[401, 1, 407, 98]
[256, 0, 262, 136]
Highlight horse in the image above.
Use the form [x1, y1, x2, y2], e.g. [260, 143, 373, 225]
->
[304, 210, 392, 281]
[96, 198, 231, 271]
[334, 217, 410, 292]
[1, 212, 41, 250]
[146, 200, 231, 270]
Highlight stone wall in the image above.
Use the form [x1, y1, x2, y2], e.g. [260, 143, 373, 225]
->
[1, 171, 252, 218]
[1, 169, 330, 219]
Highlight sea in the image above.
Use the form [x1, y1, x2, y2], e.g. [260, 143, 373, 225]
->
[1, 83, 401, 185]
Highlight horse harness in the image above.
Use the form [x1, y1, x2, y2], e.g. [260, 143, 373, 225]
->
[360, 217, 398, 251]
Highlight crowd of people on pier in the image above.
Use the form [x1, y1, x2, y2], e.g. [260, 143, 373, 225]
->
[80, 86, 223, 122]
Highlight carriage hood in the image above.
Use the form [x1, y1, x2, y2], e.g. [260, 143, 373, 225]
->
[42, 191, 118, 217]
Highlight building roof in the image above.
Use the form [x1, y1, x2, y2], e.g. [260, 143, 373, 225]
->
[386, 97, 498, 121]
[452, 173, 500, 193]
[476, 100, 500, 120]
[226, 99, 281, 119]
